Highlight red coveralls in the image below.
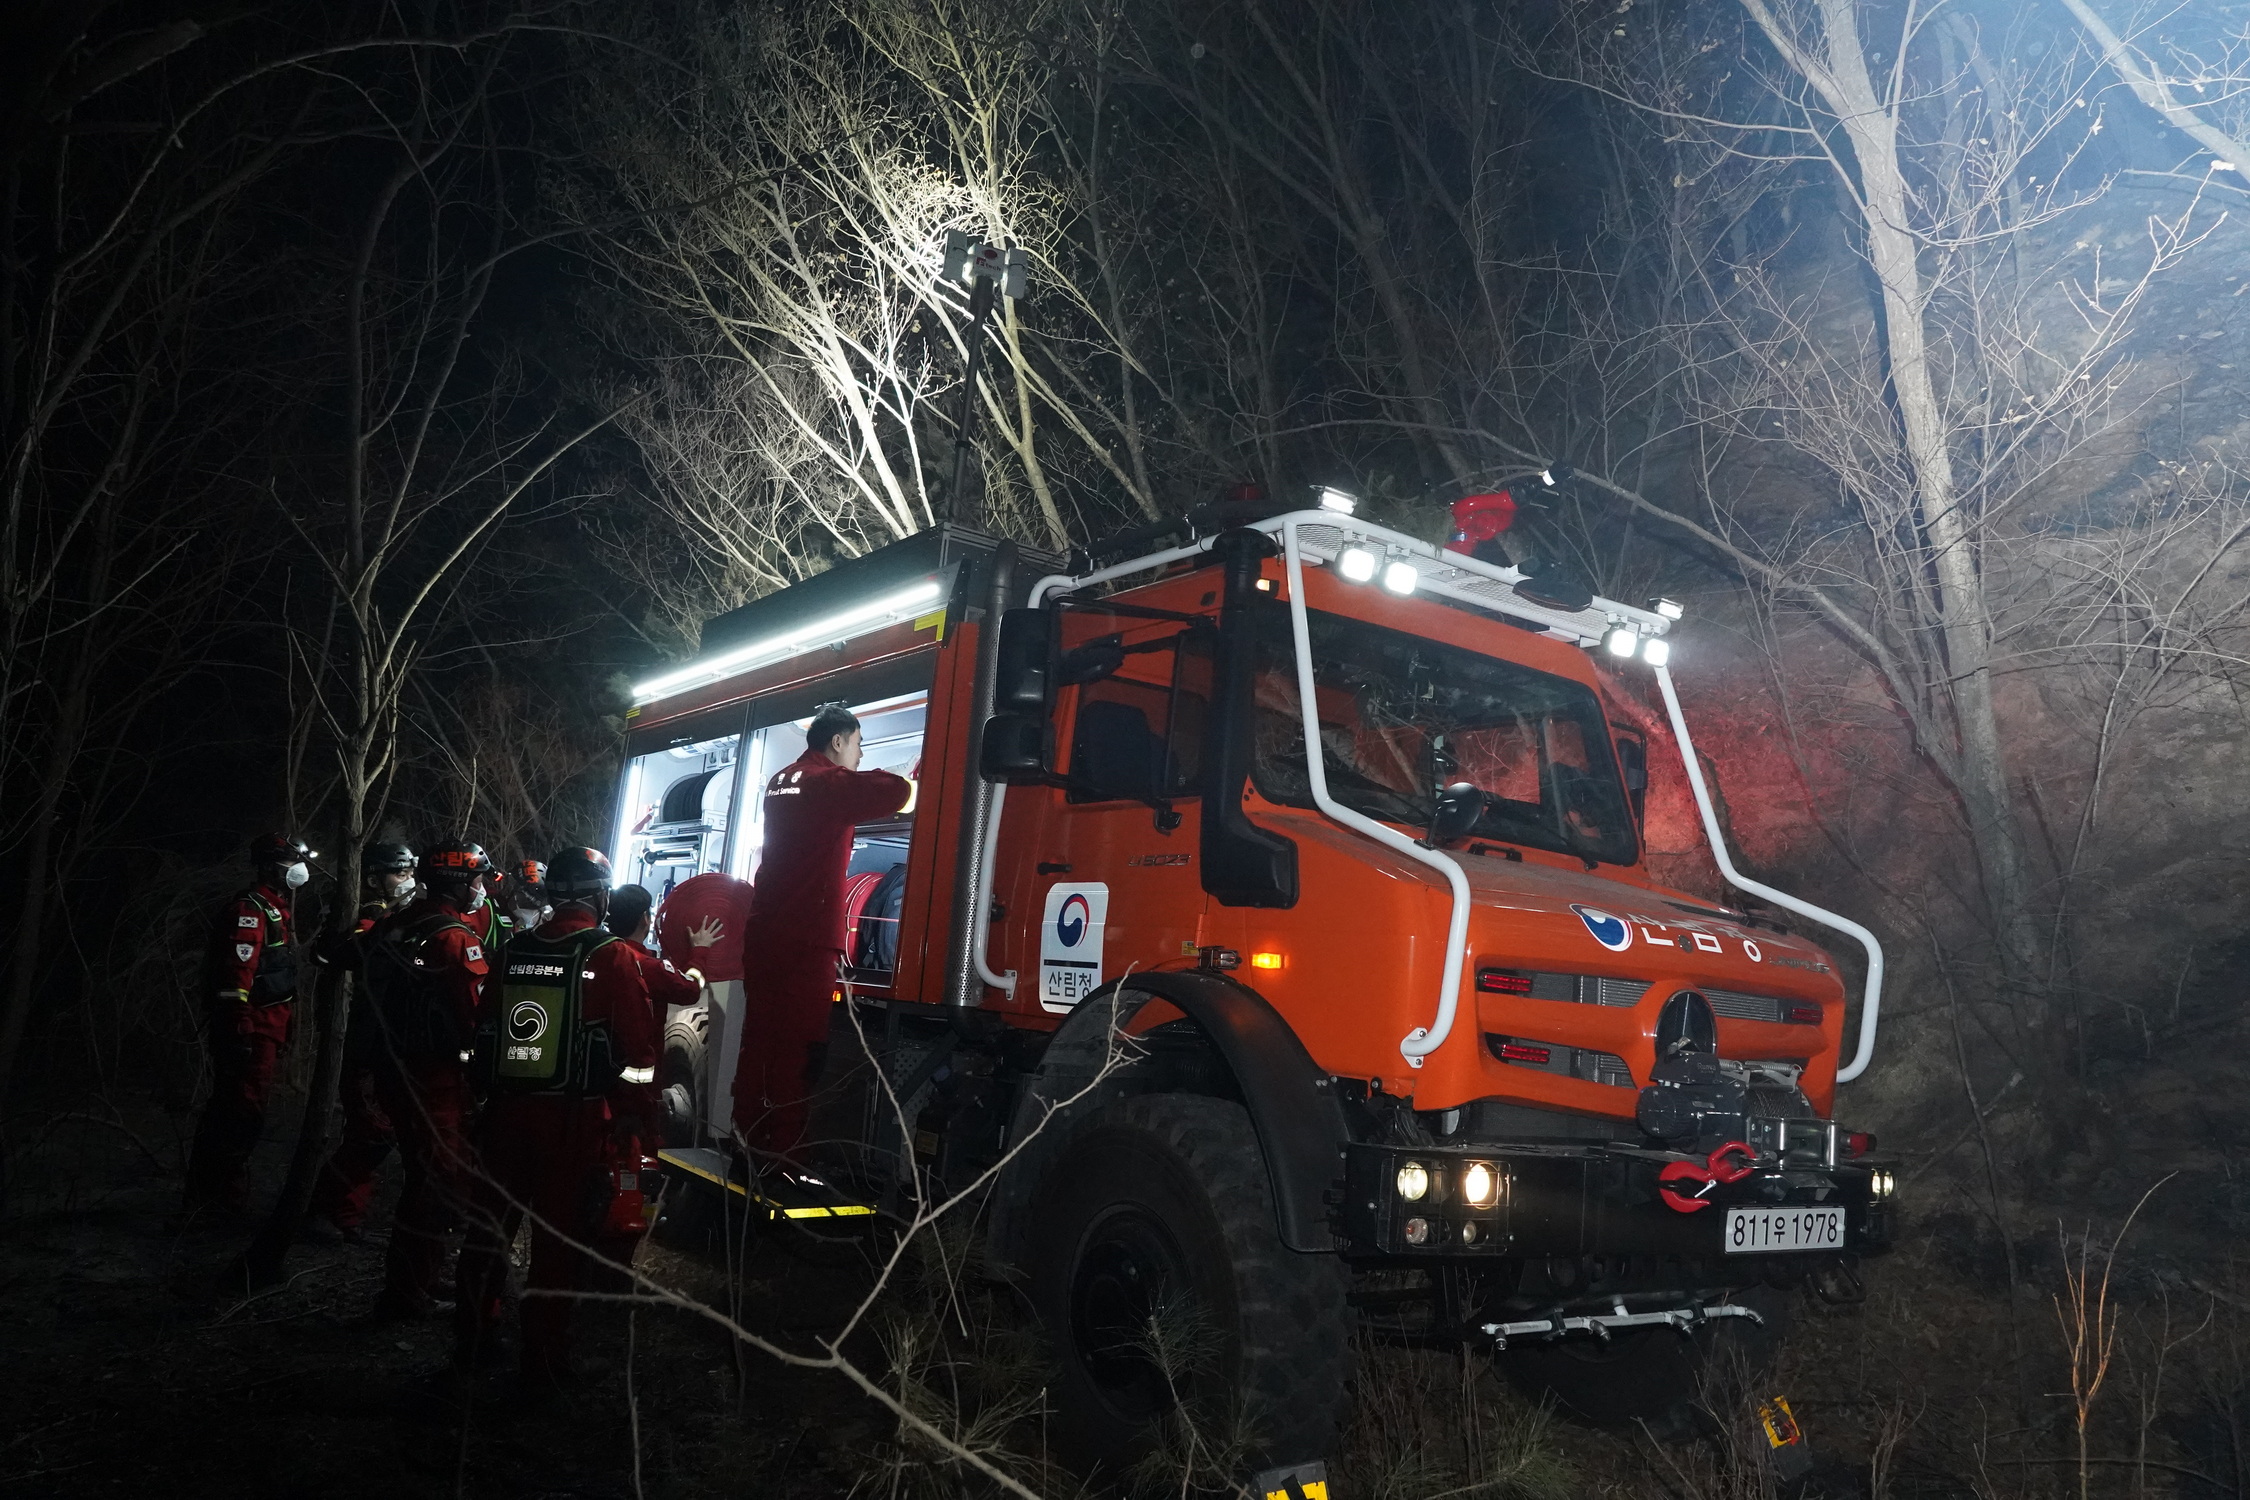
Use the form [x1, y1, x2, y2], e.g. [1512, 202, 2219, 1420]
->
[730, 750, 909, 1154]
[186, 883, 297, 1209]
[454, 907, 661, 1379]
[312, 901, 401, 1233]
[624, 941, 703, 1010]
[368, 896, 488, 1311]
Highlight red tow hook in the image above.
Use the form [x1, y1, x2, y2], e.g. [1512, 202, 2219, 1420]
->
[1706, 1140, 1757, 1183]
[1658, 1140, 1759, 1215]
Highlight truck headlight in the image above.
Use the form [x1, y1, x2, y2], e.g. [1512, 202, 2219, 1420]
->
[1396, 1161, 1429, 1201]
[1461, 1161, 1498, 1208]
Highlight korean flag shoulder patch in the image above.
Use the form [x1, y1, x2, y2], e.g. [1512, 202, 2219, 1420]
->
[238, 914, 260, 928]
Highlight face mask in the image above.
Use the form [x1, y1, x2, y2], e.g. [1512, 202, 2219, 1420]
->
[467, 885, 488, 911]
[283, 862, 309, 889]
[382, 874, 414, 900]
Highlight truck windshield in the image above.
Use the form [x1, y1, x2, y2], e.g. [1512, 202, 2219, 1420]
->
[1250, 605, 1640, 865]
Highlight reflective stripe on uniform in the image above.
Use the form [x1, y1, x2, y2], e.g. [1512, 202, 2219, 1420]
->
[619, 1065, 656, 1085]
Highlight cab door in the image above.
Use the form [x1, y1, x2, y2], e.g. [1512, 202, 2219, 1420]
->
[1000, 615, 1213, 1016]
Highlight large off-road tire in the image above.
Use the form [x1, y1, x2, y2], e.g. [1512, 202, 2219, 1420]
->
[1028, 1093, 1350, 1477]
[661, 1006, 709, 1147]
[1500, 1282, 1792, 1434]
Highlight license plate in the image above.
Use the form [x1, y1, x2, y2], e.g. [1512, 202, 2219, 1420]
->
[1724, 1205, 1844, 1254]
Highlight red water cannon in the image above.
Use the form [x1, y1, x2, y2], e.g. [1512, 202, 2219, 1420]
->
[1446, 491, 1518, 558]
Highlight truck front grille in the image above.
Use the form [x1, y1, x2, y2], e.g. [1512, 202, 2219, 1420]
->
[1703, 987, 1822, 1025]
[1487, 1034, 1635, 1088]
[1478, 969, 1649, 1007]
[1478, 968, 1819, 1027]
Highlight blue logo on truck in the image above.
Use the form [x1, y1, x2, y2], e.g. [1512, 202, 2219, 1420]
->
[1055, 892, 1092, 947]
[1572, 904, 1633, 952]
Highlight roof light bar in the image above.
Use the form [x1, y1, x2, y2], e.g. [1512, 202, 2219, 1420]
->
[630, 578, 943, 704]
[1652, 597, 1685, 621]
[1317, 486, 1359, 515]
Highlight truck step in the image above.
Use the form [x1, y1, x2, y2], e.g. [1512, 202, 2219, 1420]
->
[658, 1146, 877, 1221]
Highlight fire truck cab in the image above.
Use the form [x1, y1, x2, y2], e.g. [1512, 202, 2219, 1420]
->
[620, 505, 1893, 1469]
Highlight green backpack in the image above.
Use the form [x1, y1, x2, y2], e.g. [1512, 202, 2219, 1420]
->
[482, 926, 623, 1097]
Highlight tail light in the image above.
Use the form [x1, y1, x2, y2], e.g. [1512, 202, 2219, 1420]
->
[1845, 1131, 1876, 1158]
[1477, 969, 1533, 995]
[1497, 1042, 1551, 1064]
[1784, 1003, 1823, 1025]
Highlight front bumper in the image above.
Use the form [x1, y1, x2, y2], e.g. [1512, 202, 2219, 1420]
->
[1336, 1139, 1894, 1261]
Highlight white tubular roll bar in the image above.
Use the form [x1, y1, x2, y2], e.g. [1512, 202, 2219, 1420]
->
[968, 536, 1222, 998]
[1651, 664, 1885, 1083]
[1276, 517, 1471, 1067]
[961, 508, 1883, 1085]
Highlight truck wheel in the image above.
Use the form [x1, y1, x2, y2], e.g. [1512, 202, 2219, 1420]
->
[1028, 1093, 1349, 1476]
[1500, 1283, 1790, 1433]
[661, 1006, 708, 1147]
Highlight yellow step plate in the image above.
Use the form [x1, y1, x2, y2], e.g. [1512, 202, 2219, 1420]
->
[659, 1147, 876, 1218]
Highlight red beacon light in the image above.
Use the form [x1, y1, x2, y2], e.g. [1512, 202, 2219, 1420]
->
[1446, 491, 1518, 559]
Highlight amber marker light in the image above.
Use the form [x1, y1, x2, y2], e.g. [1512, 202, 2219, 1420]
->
[1250, 950, 1284, 970]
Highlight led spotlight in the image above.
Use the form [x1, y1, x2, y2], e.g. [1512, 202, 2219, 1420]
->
[1642, 637, 1671, 667]
[1604, 626, 1639, 658]
[1381, 560, 1419, 595]
[1461, 1161, 1498, 1208]
[1317, 486, 1358, 515]
[1339, 545, 1379, 583]
[1396, 1162, 1429, 1202]
[1653, 597, 1685, 621]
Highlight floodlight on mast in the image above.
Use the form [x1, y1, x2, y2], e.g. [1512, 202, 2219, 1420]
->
[940, 230, 1028, 527]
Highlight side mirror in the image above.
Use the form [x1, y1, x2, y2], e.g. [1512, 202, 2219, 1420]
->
[994, 608, 1056, 713]
[1429, 781, 1486, 845]
[1614, 733, 1648, 829]
[980, 710, 1053, 784]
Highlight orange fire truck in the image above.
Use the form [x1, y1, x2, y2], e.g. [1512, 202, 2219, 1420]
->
[619, 500, 1893, 1469]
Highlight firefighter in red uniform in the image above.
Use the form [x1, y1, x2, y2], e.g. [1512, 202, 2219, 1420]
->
[504, 858, 549, 935]
[730, 703, 910, 1157]
[185, 832, 310, 1213]
[460, 852, 515, 974]
[606, 882, 710, 1012]
[360, 840, 491, 1319]
[310, 841, 418, 1240]
[455, 847, 661, 1386]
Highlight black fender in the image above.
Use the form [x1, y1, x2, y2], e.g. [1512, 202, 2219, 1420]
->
[988, 971, 1348, 1269]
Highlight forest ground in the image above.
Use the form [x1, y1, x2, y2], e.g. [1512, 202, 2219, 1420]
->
[0, 1084, 2236, 1499]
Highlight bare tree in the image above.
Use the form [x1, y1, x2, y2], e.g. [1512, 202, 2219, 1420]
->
[241, 25, 622, 1282]
[2063, 0, 2250, 172]
[1448, 0, 2250, 1015]
[561, 0, 1208, 644]
[0, 12, 321, 1112]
